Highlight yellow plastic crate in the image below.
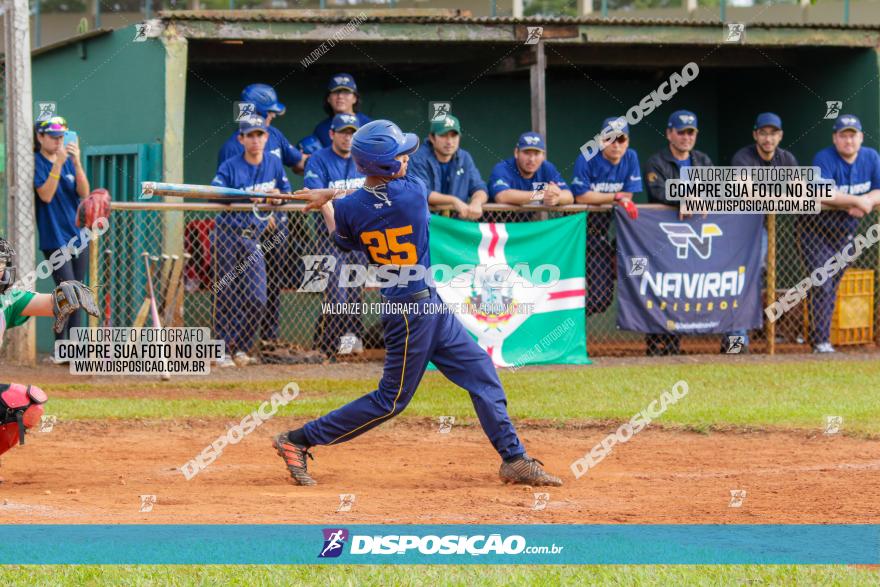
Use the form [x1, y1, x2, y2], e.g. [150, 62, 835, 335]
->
[830, 269, 874, 346]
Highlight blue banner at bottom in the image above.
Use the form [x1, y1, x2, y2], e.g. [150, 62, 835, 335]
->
[0, 525, 876, 564]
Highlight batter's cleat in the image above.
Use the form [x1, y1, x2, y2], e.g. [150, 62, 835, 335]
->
[499, 455, 563, 487]
[273, 433, 316, 486]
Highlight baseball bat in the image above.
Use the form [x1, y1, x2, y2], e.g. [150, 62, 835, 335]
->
[158, 254, 172, 314]
[143, 253, 170, 381]
[141, 182, 302, 201]
[163, 255, 183, 327]
[102, 249, 113, 327]
[168, 253, 191, 327]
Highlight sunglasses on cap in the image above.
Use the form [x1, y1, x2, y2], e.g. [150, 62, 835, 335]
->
[36, 116, 68, 133]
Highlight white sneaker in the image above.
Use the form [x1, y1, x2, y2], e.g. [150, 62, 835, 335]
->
[233, 351, 259, 366]
[338, 333, 364, 355]
[217, 355, 237, 368]
[813, 342, 836, 354]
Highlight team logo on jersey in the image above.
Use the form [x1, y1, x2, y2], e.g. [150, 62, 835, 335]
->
[659, 223, 723, 260]
[319, 528, 349, 558]
[270, 148, 282, 159]
[65, 174, 75, 183]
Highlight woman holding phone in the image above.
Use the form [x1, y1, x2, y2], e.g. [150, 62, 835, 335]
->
[33, 116, 90, 356]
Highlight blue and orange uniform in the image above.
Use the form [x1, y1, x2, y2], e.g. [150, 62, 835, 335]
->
[274, 120, 561, 487]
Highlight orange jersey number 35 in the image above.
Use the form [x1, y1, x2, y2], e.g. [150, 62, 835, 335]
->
[360, 226, 418, 265]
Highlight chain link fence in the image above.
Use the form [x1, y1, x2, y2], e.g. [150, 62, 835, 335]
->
[88, 202, 878, 366]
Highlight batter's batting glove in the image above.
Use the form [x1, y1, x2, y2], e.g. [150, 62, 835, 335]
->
[52, 280, 100, 334]
[499, 455, 563, 487]
[273, 433, 316, 486]
[614, 193, 638, 220]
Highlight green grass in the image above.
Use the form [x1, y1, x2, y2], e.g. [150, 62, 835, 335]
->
[1, 564, 877, 586]
[46, 360, 880, 434]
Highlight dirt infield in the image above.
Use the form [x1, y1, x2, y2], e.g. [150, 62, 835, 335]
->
[0, 419, 877, 524]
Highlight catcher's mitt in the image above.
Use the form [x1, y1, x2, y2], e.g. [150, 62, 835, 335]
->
[52, 281, 100, 334]
[76, 188, 111, 229]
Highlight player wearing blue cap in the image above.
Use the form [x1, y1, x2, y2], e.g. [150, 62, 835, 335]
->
[272, 119, 562, 487]
[310, 73, 373, 149]
[218, 83, 306, 174]
[304, 113, 368, 356]
[218, 86, 301, 363]
[409, 114, 488, 220]
[211, 115, 291, 368]
[644, 110, 714, 356]
[488, 132, 573, 207]
[572, 117, 642, 316]
[798, 115, 879, 353]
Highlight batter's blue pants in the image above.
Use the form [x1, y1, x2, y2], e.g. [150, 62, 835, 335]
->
[798, 225, 851, 345]
[303, 290, 526, 460]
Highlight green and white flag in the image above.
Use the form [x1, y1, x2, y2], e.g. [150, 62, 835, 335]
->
[429, 214, 589, 367]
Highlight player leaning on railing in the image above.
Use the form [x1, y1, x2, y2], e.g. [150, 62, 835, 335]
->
[271, 119, 563, 487]
[0, 238, 99, 463]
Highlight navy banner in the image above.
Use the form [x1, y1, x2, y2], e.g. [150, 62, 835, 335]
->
[615, 208, 763, 334]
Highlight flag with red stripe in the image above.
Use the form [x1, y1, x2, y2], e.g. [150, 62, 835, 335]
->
[429, 214, 588, 367]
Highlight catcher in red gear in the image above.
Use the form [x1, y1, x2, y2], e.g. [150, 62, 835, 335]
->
[0, 237, 99, 459]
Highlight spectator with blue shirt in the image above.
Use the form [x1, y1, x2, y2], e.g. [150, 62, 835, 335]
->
[409, 114, 487, 220]
[643, 110, 713, 356]
[217, 83, 306, 175]
[488, 132, 573, 207]
[572, 117, 642, 316]
[33, 116, 90, 355]
[211, 115, 291, 368]
[798, 114, 879, 354]
[311, 73, 373, 149]
[304, 113, 368, 356]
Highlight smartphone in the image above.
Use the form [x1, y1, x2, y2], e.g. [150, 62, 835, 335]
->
[63, 130, 78, 146]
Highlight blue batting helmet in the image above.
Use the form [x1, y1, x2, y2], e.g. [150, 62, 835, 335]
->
[351, 120, 419, 176]
[240, 83, 285, 117]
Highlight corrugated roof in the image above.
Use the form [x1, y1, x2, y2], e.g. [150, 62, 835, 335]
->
[159, 10, 880, 31]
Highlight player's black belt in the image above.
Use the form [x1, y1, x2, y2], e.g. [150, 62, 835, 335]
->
[382, 288, 431, 303]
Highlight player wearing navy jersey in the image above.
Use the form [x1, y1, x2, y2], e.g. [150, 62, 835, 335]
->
[303, 113, 368, 356]
[798, 115, 879, 353]
[572, 117, 641, 316]
[211, 115, 291, 368]
[488, 132, 573, 207]
[311, 73, 373, 149]
[273, 120, 562, 487]
[217, 84, 305, 174]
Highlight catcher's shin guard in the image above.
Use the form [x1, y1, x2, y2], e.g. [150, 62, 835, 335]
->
[0, 383, 48, 457]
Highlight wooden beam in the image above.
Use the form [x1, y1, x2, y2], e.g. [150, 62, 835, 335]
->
[530, 40, 546, 139]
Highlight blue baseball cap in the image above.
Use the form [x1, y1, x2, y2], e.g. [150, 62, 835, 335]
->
[602, 116, 629, 136]
[331, 113, 360, 132]
[328, 73, 358, 93]
[239, 114, 268, 135]
[754, 112, 782, 130]
[834, 114, 862, 133]
[668, 110, 698, 131]
[516, 131, 545, 151]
